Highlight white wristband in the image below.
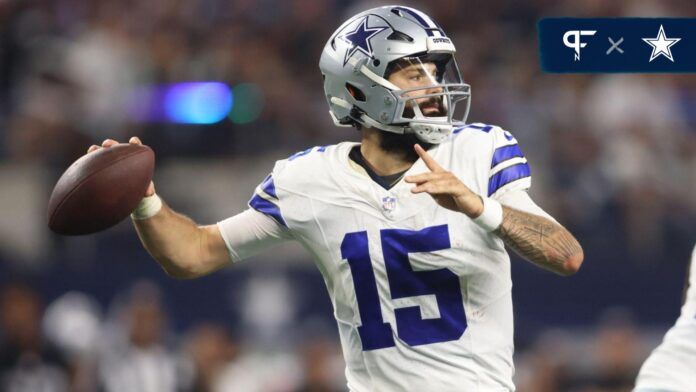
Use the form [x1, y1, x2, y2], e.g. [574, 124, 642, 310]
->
[131, 194, 163, 220]
[472, 197, 503, 232]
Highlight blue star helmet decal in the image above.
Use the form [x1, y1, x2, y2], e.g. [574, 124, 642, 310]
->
[338, 16, 388, 65]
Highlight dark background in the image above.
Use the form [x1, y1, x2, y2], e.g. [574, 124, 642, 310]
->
[0, 0, 694, 391]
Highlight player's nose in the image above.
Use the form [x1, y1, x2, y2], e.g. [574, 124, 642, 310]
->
[425, 84, 444, 95]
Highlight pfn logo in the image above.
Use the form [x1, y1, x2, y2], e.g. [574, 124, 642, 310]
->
[563, 30, 596, 61]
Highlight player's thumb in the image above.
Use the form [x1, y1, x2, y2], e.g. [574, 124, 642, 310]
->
[145, 181, 156, 197]
[128, 136, 155, 197]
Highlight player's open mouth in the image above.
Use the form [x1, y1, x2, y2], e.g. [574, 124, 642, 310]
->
[421, 105, 442, 115]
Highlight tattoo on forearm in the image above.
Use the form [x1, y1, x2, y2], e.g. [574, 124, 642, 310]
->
[494, 206, 583, 275]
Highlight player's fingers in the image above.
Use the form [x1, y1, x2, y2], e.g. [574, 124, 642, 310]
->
[411, 180, 451, 195]
[406, 171, 456, 185]
[412, 184, 442, 194]
[404, 172, 443, 184]
[411, 184, 428, 194]
[414, 144, 444, 172]
[87, 145, 100, 153]
[428, 177, 463, 193]
[129, 136, 142, 145]
[101, 139, 119, 148]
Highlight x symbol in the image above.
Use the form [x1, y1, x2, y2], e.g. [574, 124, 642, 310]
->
[607, 37, 624, 54]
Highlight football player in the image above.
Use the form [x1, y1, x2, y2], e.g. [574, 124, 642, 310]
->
[90, 6, 583, 391]
[633, 244, 696, 392]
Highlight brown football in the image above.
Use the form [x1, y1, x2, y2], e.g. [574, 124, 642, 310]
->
[47, 144, 155, 235]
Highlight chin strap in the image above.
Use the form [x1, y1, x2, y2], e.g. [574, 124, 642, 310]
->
[330, 96, 407, 134]
[329, 96, 451, 144]
[410, 122, 451, 144]
[328, 110, 353, 127]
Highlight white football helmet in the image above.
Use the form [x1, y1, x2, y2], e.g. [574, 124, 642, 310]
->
[319, 6, 471, 144]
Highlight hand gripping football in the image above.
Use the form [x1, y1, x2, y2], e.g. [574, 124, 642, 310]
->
[47, 144, 155, 235]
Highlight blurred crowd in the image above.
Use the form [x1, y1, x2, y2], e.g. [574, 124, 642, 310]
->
[0, 0, 694, 391]
[0, 280, 346, 392]
[0, 279, 674, 392]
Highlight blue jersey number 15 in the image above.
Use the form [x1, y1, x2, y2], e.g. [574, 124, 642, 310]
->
[340, 224, 467, 351]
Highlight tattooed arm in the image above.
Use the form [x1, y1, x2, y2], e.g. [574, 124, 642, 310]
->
[494, 206, 584, 276]
[405, 144, 584, 276]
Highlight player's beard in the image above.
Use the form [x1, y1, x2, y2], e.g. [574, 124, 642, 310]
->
[376, 98, 443, 161]
[377, 131, 435, 162]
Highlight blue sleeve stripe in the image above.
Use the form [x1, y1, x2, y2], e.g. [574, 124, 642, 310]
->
[249, 194, 287, 227]
[488, 163, 531, 196]
[453, 123, 494, 135]
[467, 124, 493, 132]
[288, 147, 313, 161]
[491, 144, 524, 168]
[259, 175, 278, 199]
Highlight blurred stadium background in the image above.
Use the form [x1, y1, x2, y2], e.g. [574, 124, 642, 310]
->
[0, 0, 694, 391]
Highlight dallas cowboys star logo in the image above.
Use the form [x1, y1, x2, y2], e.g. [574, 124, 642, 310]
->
[642, 25, 681, 62]
[339, 17, 388, 65]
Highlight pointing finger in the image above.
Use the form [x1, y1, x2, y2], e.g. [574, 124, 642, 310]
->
[414, 144, 444, 172]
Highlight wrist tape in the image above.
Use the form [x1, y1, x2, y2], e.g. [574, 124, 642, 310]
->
[131, 194, 162, 220]
[472, 197, 503, 232]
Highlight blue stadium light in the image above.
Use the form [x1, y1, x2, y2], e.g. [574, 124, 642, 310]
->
[164, 82, 233, 124]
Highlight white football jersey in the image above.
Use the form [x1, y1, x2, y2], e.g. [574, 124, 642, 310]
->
[634, 245, 696, 392]
[239, 124, 531, 391]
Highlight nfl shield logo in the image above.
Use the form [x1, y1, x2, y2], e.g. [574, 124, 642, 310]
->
[382, 196, 397, 212]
